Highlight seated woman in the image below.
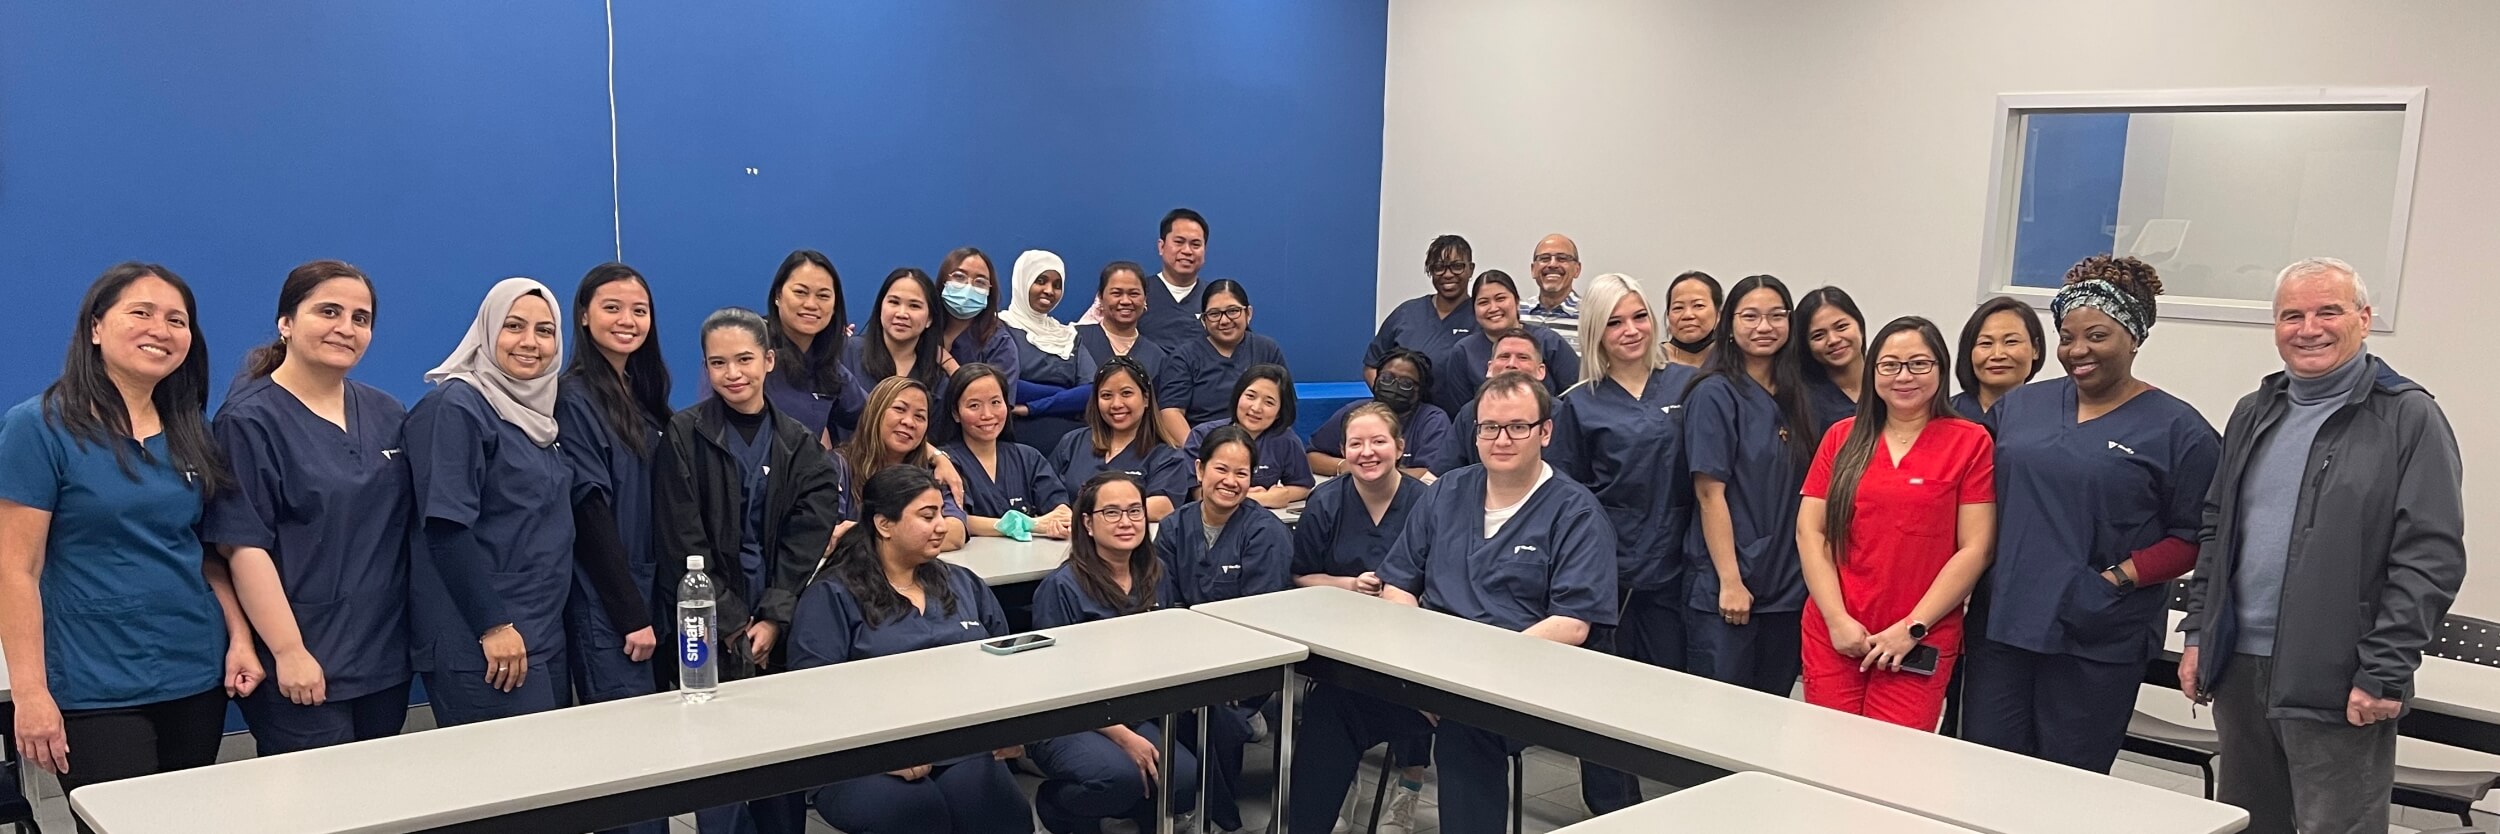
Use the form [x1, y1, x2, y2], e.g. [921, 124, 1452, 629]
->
[1308, 347, 1455, 479]
[941, 363, 1072, 540]
[1156, 279, 1289, 443]
[1001, 250, 1095, 451]
[1183, 362, 1314, 509]
[839, 376, 970, 552]
[1156, 426, 1293, 832]
[791, 465, 1034, 834]
[1048, 357, 1195, 522]
[1027, 472, 1201, 834]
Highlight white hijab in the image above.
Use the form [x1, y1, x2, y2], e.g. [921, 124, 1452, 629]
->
[1002, 250, 1077, 360]
[426, 276, 564, 446]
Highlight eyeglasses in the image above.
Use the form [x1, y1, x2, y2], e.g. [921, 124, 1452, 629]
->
[1089, 505, 1147, 522]
[1733, 309, 1790, 326]
[1533, 253, 1579, 265]
[1429, 261, 1473, 277]
[1474, 421, 1543, 441]
[1876, 359, 1940, 377]
[947, 270, 993, 289]
[1202, 306, 1248, 323]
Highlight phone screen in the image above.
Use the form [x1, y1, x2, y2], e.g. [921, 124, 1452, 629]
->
[1901, 643, 1941, 676]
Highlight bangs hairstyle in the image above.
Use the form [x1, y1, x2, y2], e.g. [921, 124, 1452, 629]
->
[937, 247, 1004, 346]
[1069, 470, 1165, 614]
[765, 249, 851, 394]
[1954, 297, 2045, 395]
[864, 267, 947, 393]
[840, 375, 941, 501]
[566, 262, 672, 456]
[1819, 316, 1958, 563]
[1577, 273, 1663, 384]
[1477, 370, 1555, 422]
[1228, 362, 1296, 438]
[818, 465, 960, 626]
[242, 259, 376, 381]
[1685, 274, 1818, 465]
[47, 262, 230, 497]
[1086, 356, 1171, 455]
[940, 361, 1012, 445]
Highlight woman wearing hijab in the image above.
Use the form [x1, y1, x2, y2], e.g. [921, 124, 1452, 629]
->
[404, 277, 577, 725]
[1002, 250, 1095, 451]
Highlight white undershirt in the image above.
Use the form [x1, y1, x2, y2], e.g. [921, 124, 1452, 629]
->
[1483, 463, 1555, 539]
[1157, 270, 1194, 303]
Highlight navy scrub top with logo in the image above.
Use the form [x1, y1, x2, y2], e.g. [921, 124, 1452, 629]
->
[1048, 433, 1197, 507]
[405, 379, 575, 672]
[1291, 475, 1429, 579]
[1184, 418, 1314, 490]
[764, 336, 868, 442]
[1363, 295, 1477, 370]
[1158, 333, 1291, 427]
[950, 326, 1023, 401]
[942, 439, 1072, 519]
[1983, 378, 2221, 663]
[790, 560, 1009, 665]
[1075, 325, 1168, 390]
[202, 377, 414, 701]
[1377, 465, 1619, 632]
[1135, 276, 1210, 353]
[0, 397, 224, 710]
[1549, 365, 1701, 594]
[1155, 501, 1292, 607]
[1310, 401, 1458, 475]
[1031, 561, 1182, 628]
[1679, 374, 1808, 615]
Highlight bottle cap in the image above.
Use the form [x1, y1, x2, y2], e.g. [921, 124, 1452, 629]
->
[687, 554, 705, 571]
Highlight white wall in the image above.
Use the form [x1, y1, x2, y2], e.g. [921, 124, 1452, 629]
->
[1378, 0, 2500, 617]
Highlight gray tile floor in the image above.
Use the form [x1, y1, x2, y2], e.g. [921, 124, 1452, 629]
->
[19, 706, 2493, 833]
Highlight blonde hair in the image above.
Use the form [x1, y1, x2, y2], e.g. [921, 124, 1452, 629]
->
[1577, 273, 1664, 384]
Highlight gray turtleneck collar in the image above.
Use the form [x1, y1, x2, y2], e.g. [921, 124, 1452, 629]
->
[2287, 347, 2372, 406]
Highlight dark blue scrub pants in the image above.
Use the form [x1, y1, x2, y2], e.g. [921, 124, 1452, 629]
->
[1173, 699, 1257, 831]
[1578, 585, 1687, 814]
[810, 758, 1033, 834]
[1029, 721, 1200, 834]
[424, 648, 570, 726]
[566, 590, 667, 834]
[1683, 608, 1803, 696]
[1287, 684, 1519, 834]
[1958, 634, 2142, 772]
[235, 679, 413, 756]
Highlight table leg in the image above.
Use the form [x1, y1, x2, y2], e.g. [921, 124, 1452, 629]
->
[1193, 706, 1210, 833]
[1158, 711, 1177, 834]
[1273, 665, 1299, 833]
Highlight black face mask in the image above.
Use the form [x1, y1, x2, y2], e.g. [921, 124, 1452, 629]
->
[1372, 376, 1420, 412]
[1669, 335, 1714, 355]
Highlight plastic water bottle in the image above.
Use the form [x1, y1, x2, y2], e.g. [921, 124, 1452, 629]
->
[679, 555, 719, 703]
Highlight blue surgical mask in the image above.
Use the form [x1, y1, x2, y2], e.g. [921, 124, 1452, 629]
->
[941, 283, 990, 318]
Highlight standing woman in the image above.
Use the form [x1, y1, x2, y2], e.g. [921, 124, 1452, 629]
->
[1680, 274, 1819, 696]
[558, 264, 669, 717]
[1001, 250, 1096, 451]
[1074, 261, 1169, 385]
[943, 363, 1073, 540]
[1427, 270, 1580, 415]
[935, 247, 1021, 387]
[405, 277, 573, 724]
[1663, 270, 1724, 368]
[1796, 317, 1997, 730]
[1156, 426, 1293, 834]
[1027, 473, 1200, 834]
[838, 377, 969, 551]
[205, 260, 413, 756]
[1050, 357, 1196, 522]
[791, 465, 1033, 834]
[1309, 347, 1455, 479]
[763, 250, 865, 446]
[1155, 279, 1290, 443]
[1183, 363, 1314, 509]
[1795, 286, 1867, 436]
[1951, 297, 2046, 425]
[1961, 257, 2218, 770]
[2, 263, 253, 792]
[1548, 274, 1701, 814]
[656, 308, 848, 834]
[855, 268, 951, 405]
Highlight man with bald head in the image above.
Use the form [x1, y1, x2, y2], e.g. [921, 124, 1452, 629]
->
[1520, 234, 1584, 355]
[2177, 257, 2464, 834]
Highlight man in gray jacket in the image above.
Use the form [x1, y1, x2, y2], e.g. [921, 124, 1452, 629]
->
[2177, 257, 2466, 834]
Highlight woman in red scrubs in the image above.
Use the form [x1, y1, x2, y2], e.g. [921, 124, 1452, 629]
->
[1796, 316, 1997, 730]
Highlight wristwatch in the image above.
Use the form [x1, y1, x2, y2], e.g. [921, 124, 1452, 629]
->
[2102, 564, 2136, 591]
[1906, 620, 1929, 640]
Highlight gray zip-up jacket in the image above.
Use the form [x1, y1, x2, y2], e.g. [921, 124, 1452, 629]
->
[2179, 356, 2466, 723]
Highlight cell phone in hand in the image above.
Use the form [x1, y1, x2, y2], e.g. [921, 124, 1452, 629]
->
[1900, 643, 1941, 676]
[982, 634, 1056, 656]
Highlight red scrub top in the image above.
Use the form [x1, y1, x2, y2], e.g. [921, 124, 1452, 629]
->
[1800, 416, 1995, 643]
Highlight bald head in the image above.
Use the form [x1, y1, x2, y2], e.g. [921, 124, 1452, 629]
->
[1530, 234, 1581, 304]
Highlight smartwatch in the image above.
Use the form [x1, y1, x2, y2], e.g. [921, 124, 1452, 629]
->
[1906, 620, 1929, 641]
[2102, 564, 2136, 591]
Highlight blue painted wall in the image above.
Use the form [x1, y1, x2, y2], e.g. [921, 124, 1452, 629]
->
[2012, 113, 2129, 287]
[0, 1, 1389, 412]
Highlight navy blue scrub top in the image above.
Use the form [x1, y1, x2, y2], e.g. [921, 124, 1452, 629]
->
[942, 439, 1072, 519]
[1949, 390, 2002, 433]
[1363, 295, 1477, 370]
[1983, 378, 2221, 663]
[1427, 327, 1580, 416]
[1680, 374, 1808, 614]
[1048, 433, 1197, 507]
[1135, 275, 1210, 353]
[202, 377, 414, 701]
[1158, 333, 1291, 427]
[556, 380, 664, 622]
[1550, 366, 1701, 594]
[1155, 501, 1292, 607]
[1450, 398, 1481, 468]
[1031, 561, 1182, 628]
[0, 397, 224, 710]
[764, 335, 868, 442]
[1805, 375, 1857, 440]
[1291, 475, 1429, 579]
[405, 380, 576, 671]
[950, 326, 1023, 400]
[1013, 327, 1099, 390]
[790, 561, 1009, 666]
[1183, 419, 1314, 490]
[1376, 465, 1619, 632]
[1308, 401, 1458, 476]
[1075, 325, 1168, 390]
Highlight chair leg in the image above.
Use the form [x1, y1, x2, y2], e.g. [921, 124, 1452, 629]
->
[1366, 745, 1392, 834]
[1509, 752, 1525, 834]
[2197, 760, 2215, 801]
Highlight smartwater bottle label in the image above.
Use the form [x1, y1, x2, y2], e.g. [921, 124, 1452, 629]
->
[681, 617, 709, 668]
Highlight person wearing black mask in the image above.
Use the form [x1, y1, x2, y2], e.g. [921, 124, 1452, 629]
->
[1308, 347, 1455, 480]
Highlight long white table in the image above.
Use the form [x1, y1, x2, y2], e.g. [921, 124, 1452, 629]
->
[1197, 587, 2246, 834]
[2159, 609, 2500, 753]
[943, 536, 1070, 586]
[70, 609, 1307, 834]
[1550, 771, 1975, 833]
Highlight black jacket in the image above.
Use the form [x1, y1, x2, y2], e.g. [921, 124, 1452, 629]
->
[654, 399, 849, 639]
[2180, 356, 2466, 722]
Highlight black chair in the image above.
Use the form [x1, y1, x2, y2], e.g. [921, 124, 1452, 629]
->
[2121, 582, 2221, 797]
[1357, 745, 1526, 834]
[0, 758, 38, 834]
[2386, 614, 2500, 829]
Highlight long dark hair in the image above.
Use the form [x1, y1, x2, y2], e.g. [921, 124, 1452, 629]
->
[1793, 285, 1866, 379]
[1069, 470, 1164, 615]
[45, 263, 228, 497]
[1087, 356, 1170, 455]
[1821, 316, 1958, 563]
[864, 267, 946, 392]
[766, 249, 850, 393]
[940, 361, 1012, 446]
[241, 260, 376, 380]
[937, 247, 1003, 347]
[823, 465, 960, 626]
[1955, 296, 2045, 396]
[1227, 363, 1296, 439]
[567, 262, 671, 456]
[1686, 274, 1818, 464]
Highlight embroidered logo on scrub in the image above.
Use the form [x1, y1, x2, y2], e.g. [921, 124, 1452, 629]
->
[1219, 564, 1242, 573]
[2107, 440, 2136, 455]
[1661, 405, 1682, 416]
[1512, 544, 1539, 554]
[959, 621, 982, 630]
[381, 448, 403, 459]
